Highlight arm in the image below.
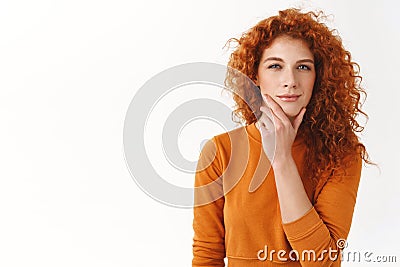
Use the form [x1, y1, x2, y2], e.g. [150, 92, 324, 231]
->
[258, 94, 312, 224]
[192, 137, 226, 267]
[259, 94, 362, 266]
[273, 156, 312, 224]
[276, 153, 362, 266]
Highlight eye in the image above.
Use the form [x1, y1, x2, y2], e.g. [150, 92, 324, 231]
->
[298, 65, 311, 70]
[268, 64, 281, 69]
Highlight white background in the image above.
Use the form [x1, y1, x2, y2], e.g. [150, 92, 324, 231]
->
[1, 0, 399, 266]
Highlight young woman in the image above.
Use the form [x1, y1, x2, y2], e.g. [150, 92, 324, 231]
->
[192, 8, 374, 267]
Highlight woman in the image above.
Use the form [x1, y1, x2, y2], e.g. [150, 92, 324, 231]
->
[192, 8, 374, 267]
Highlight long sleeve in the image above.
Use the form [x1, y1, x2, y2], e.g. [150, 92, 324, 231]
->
[281, 153, 362, 266]
[192, 137, 226, 267]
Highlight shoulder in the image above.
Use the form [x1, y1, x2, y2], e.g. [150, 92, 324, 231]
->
[313, 151, 363, 202]
[333, 150, 363, 179]
[201, 124, 249, 151]
[198, 124, 252, 168]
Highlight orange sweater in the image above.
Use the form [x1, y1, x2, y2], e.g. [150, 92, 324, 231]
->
[192, 122, 362, 267]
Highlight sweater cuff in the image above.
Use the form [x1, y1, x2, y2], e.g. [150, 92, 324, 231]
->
[281, 206, 324, 241]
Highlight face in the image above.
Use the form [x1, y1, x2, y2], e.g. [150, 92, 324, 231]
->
[256, 35, 316, 120]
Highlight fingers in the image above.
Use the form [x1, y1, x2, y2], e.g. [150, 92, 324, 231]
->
[293, 107, 306, 133]
[263, 94, 291, 126]
[259, 105, 274, 131]
[260, 94, 306, 133]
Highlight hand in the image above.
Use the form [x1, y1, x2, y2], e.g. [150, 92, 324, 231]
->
[257, 94, 306, 166]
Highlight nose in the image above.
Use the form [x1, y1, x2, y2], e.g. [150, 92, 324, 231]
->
[282, 69, 297, 89]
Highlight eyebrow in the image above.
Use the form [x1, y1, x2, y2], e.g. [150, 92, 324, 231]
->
[262, 57, 314, 64]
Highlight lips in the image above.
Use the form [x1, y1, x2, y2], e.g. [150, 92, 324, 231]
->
[276, 94, 301, 102]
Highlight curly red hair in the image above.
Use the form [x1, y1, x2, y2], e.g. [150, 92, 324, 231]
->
[224, 8, 374, 184]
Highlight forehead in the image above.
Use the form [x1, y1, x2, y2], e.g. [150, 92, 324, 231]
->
[261, 36, 314, 59]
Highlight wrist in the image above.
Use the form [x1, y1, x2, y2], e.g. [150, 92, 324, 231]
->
[272, 154, 295, 170]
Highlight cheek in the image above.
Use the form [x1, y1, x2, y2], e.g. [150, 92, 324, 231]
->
[302, 76, 315, 104]
[258, 75, 277, 92]
[305, 76, 316, 93]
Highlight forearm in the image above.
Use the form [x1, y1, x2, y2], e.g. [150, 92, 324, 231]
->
[272, 155, 361, 266]
[272, 156, 312, 224]
[273, 157, 335, 266]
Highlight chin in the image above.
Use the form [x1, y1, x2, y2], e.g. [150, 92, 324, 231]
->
[283, 107, 302, 118]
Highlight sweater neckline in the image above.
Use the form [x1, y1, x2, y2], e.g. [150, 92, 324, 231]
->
[245, 122, 304, 147]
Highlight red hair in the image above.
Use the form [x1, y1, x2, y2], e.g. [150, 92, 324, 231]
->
[224, 8, 375, 184]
